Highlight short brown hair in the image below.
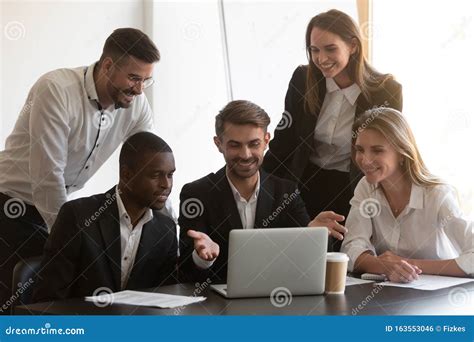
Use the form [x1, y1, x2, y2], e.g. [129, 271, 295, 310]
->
[215, 100, 271, 137]
[99, 28, 160, 65]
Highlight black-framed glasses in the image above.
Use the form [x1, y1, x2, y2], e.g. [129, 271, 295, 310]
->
[127, 75, 155, 89]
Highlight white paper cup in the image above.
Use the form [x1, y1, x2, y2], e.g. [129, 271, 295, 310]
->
[325, 252, 349, 294]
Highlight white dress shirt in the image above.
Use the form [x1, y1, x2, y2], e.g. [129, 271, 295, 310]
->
[309, 78, 361, 172]
[116, 186, 153, 290]
[192, 170, 261, 269]
[341, 177, 474, 276]
[226, 169, 260, 230]
[0, 63, 154, 229]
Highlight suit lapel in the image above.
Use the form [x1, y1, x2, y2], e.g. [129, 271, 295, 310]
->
[317, 72, 327, 114]
[134, 218, 157, 262]
[302, 70, 326, 140]
[98, 188, 122, 291]
[132, 216, 167, 270]
[212, 167, 243, 231]
[355, 93, 371, 118]
[255, 171, 275, 228]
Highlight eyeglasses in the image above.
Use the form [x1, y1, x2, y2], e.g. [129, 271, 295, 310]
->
[127, 75, 155, 89]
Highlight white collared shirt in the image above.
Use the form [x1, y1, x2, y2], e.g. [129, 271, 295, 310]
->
[116, 186, 153, 290]
[192, 170, 261, 269]
[226, 169, 260, 230]
[0, 63, 154, 229]
[341, 177, 474, 276]
[309, 78, 361, 172]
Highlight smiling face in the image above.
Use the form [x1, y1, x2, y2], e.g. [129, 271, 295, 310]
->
[214, 123, 270, 180]
[103, 56, 154, 108]
[309, 27, 357, 87]
[355, 129, 405, 186]
[121, 151, 175, 210]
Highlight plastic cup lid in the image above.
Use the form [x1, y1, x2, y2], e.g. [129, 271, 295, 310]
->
[326, 252, 349, 262]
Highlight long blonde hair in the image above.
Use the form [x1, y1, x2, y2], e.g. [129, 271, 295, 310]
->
[352, 107, 442, 187]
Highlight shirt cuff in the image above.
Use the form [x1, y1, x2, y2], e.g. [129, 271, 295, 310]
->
[455, 253, 474, 277]
[344, 245, 376, 272]
[192, 249, 215, 269]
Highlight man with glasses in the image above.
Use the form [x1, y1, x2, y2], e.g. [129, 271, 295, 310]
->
[0, 28, 160, 311]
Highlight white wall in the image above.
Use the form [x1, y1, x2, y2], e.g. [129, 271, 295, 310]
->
[224, 0, 357, 132]
[372, 0, 474, 217]
[150, 0, 229, 211]
[151, 0, 356, 211]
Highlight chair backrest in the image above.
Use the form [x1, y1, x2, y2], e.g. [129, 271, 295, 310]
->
[11, 255, 43, 307]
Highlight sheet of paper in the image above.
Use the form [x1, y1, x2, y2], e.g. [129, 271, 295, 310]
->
[377, 274, 474, 290]
[85, 290, 206, 308]
[346, 276, 375, 286]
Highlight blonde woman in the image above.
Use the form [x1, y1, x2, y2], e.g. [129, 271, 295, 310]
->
[341, 107, 473, 283]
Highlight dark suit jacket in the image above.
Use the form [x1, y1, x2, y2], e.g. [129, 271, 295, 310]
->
[33, 187, 178, 303]
[262, 65, 403, 188]
[178, 167, 310, 283]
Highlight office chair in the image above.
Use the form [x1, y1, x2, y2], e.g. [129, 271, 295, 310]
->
[11, 255, 43, 308]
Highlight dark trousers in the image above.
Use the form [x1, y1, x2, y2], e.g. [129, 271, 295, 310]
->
[299, 163, 353, 252]
[0, 193, 48, 314]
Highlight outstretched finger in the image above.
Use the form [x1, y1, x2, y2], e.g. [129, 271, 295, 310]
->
[187, 229, 205, 240]
[320, 211, 345, 222]
[330, 228, 344, 241]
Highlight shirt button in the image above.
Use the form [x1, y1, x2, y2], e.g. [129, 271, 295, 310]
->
[85, 166, 89, 169]
[124, 257, 128, 261]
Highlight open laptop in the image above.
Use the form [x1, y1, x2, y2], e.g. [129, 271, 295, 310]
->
[211, 227, 328, 298]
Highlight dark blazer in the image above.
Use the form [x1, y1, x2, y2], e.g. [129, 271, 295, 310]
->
[178, 167, 310, 283]
[33, 187, 178, 303]
[262, 65, 403, 187]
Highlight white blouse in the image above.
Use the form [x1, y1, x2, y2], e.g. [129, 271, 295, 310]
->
[341, 177, 473, 276]
[309, 78, 361, 172]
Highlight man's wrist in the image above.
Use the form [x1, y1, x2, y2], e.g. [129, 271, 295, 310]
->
[192, 249, 215, 269]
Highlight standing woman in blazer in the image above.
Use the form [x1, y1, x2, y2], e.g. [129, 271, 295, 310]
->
[263, 9, 403, 250]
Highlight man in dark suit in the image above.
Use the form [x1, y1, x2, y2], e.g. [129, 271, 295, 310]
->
[33, 132, 178, 302]
[179, 100, 346, 283]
